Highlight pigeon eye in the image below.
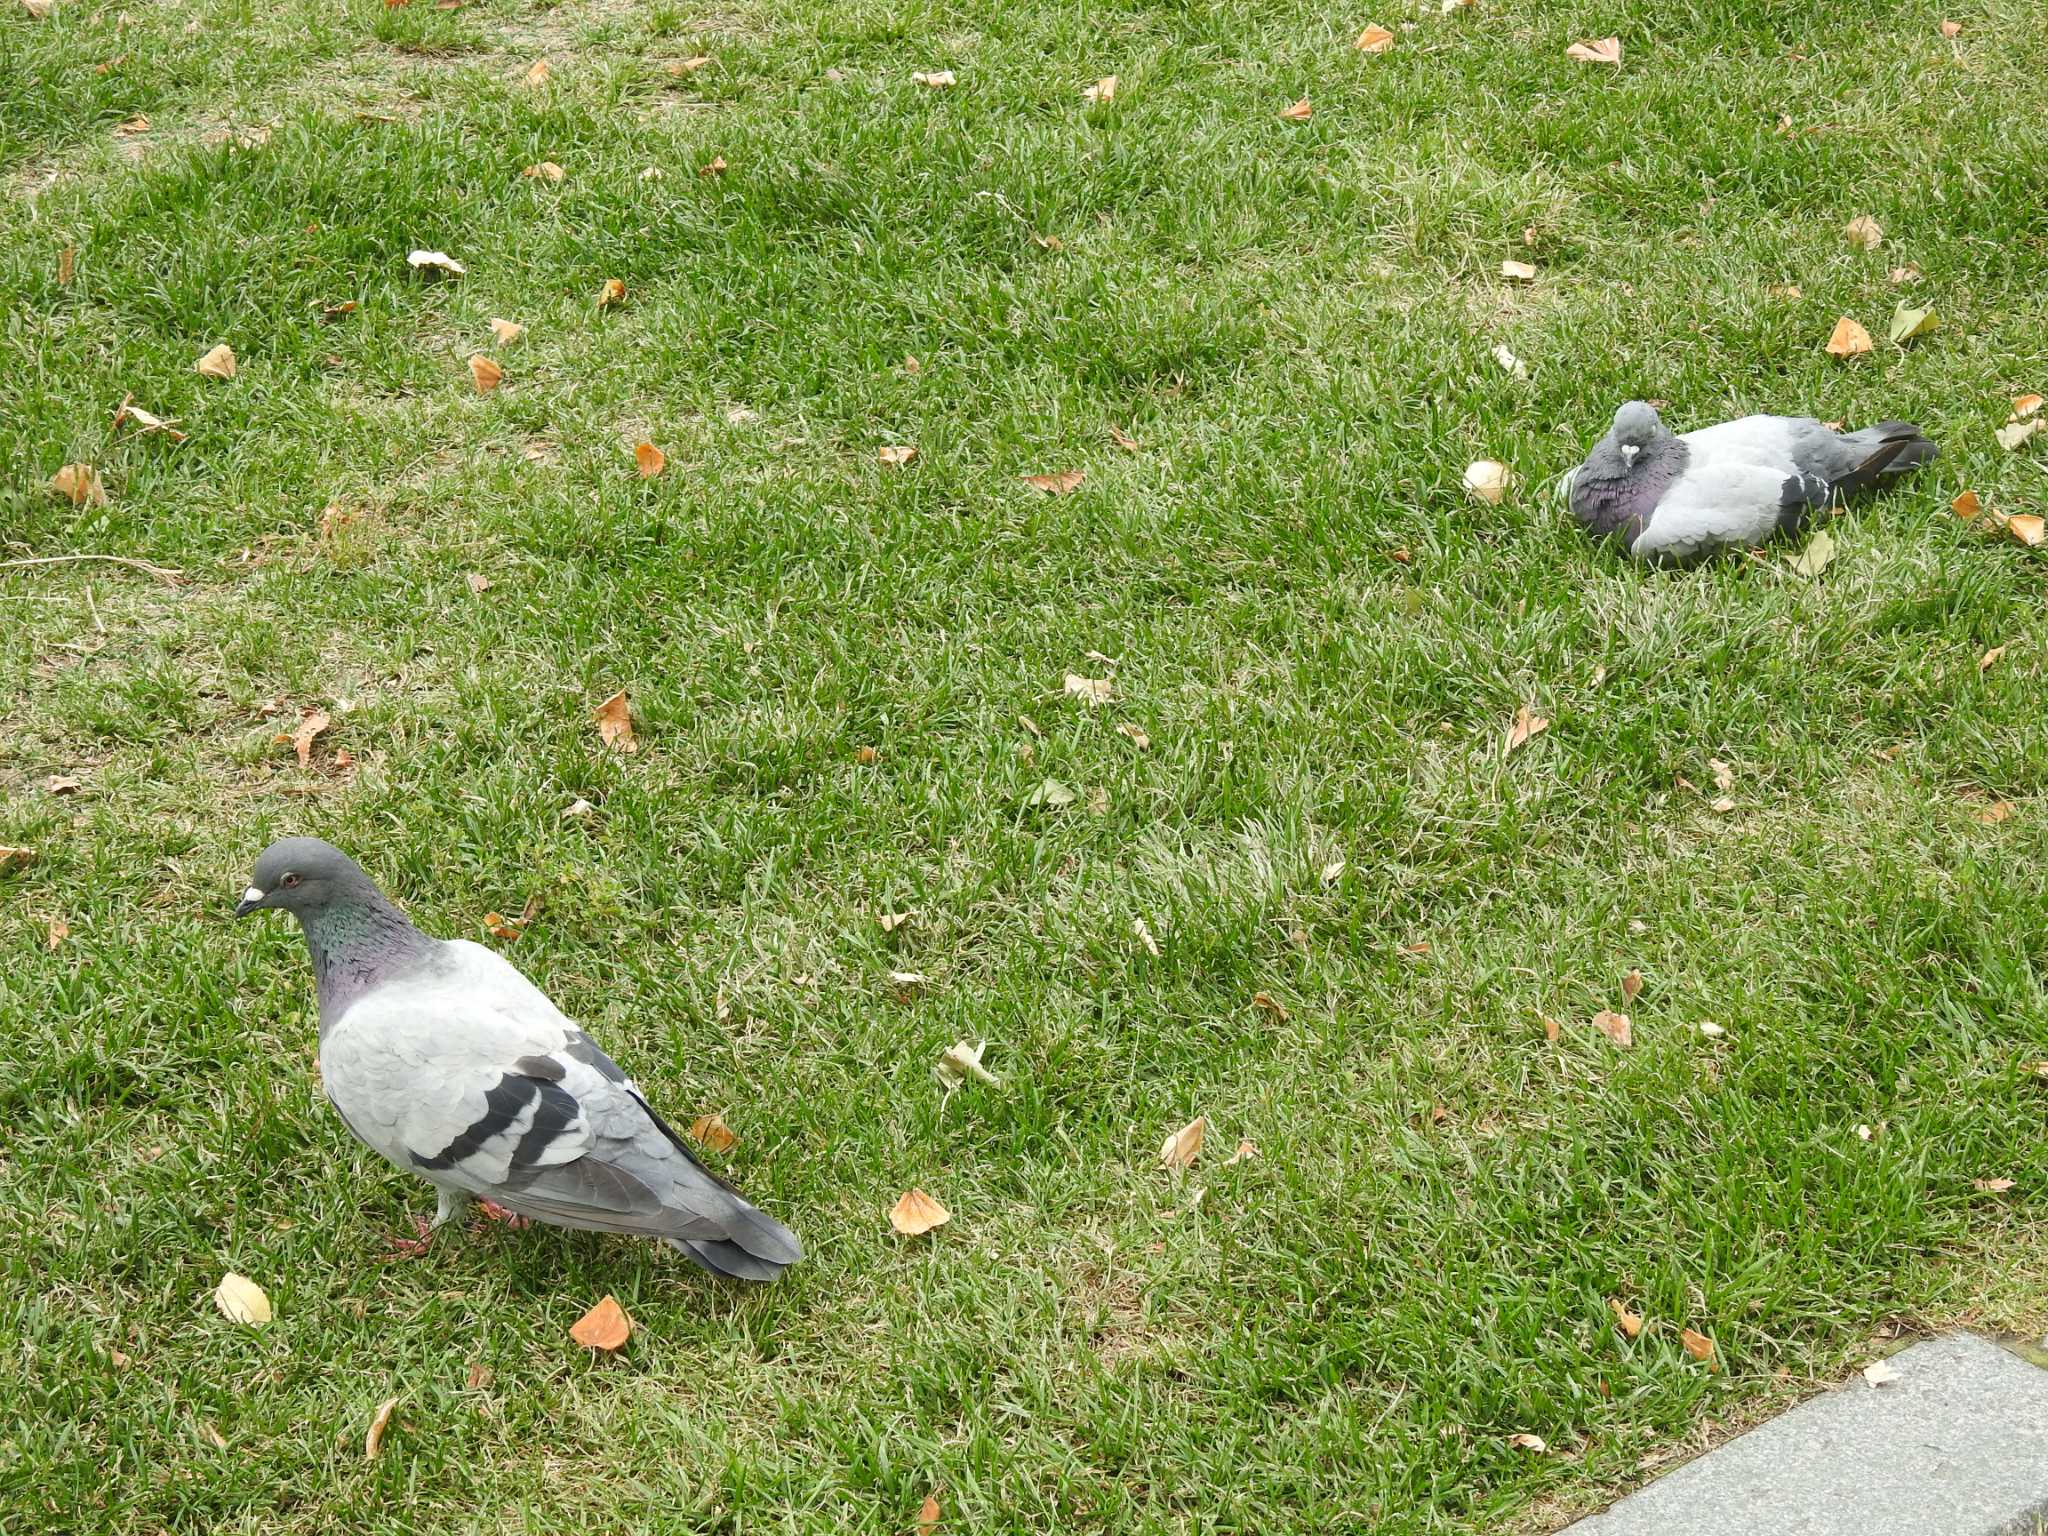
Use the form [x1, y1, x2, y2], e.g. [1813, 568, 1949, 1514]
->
[282, 872, 302, 889]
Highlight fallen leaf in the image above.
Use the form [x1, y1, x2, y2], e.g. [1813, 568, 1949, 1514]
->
[700, 156, 728, 177]
[1022, 469, 1085, 495]
[290, 708, 331, 768]
[1995, 419, 2042, 452]
[45, 776, 79, 794]
[489, 318, 525, 345]
[332, 748, 355, 771]
[890, 1188, 950, 1235]
[1609, 1299, 1644, 1339]
[113, 400, 186, 440]
[1322, 858, 1347, 885]
[1279, 98, 1313, 121]
[466, 1362, 493, 1389]
[199, 1422, 228, 1450]
[22, 0, 53, 16]
[1499, 258, 1536, 282]
[466, 572, 491, 594]
[1463, 459, 1513, 503]
[1505, 704, 1548, 754]
[1224, 1139, 1259, 1165]
[321, 300, 357, 320]
[878, 909, 915, 932]
[1083, 75, 1117, 104]
[483, 911, 523, 940]
[194, 343, 237, 380]
[1355, 23, 1395, 51]
[594, 690, 637, 752]
[1939, 19, 1960, 37]
[1565, 36, 1621, 65]
[0, 847, 36, 872]
[1974, 1176, 2016, 1193]
[597, 278, 626, 308]
[1709, 758, 1734, 793]
[1025, 778, 1076, 808]
[1621, 968, 1644, 1002]
[1765, 281, 1803, 299]
[468, 354, 504, 393]
[1952, 490, 1981, 519]
[1251, 991, 1291, 1024]
[854, 744, 879, 764]
[107, 1347, 131, 1368]
[1843, 214, 1884, 251]
[1823, 317, 1873, 359]
[49, 463, 108, 507]
[364, 1398, 398, 1459]
[1592, 1010, 1632, 1047]
[901, 355, 921, 374]
[1855, 1122, 1876, 1141]
[1888, 263, 1923, 285]
[1699, 1021, 1727, 1038]
[878, 444, 918, 466]
[214, 1272, 272, 1327]
[1680, 1328, 1717, 1369]
[1887, 304, 1937, 345]
[1018, 714, 1043, 737]
[1789, 528, 1838, 576]
[57, 245, 74, 284]
[915, 1493, 942, 1535]
[1973, 800, 2014, 824]
[46, 917, 69, 950]
[2007, 514, 2044, 546]
[936, 1039, 1002, 1089]
[408, 249, 465, 276]
[1710, 796, 1737, 814]
[2013, 394, 2044, 420]
[524, 57, 551, 86]
[1064, 672, 1114, 704]
[521, 161, 566, 186]
[911, 70, 956, 88]
[1159, 1115, 1207, 1169]
[1863, 1358, 1902, 1387]
[1507, 1433, 1548, 1453]
[562, 796, 594, 819]
[1109, 425, 1142, 452]
[1491, 344, 1529, 379]
[635, 441, 666, 477]
[114, 114, 150, 135]
[669, 54, 712, 74]
[569, 1295, 632, 1351]
[1979, 645, 2007, 673]
[689, 1112, 738, 1152]
[1132, 915, 1161, 956]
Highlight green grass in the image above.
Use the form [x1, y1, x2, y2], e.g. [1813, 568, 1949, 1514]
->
[4, 0, 2048, 1528]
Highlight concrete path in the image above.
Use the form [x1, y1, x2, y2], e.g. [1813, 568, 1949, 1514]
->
[1565, 1334, 2048, 1536]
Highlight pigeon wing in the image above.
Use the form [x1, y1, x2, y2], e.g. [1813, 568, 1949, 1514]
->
[1630, 458, 1829, 562]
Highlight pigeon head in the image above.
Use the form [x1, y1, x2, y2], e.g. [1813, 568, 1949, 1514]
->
[236, 837, 378, 920]
[1610, 401, 1665, 461]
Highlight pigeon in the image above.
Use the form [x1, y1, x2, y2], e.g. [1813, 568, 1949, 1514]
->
[1565, 401, 1937, 562]
[236, 837, 801, 1281]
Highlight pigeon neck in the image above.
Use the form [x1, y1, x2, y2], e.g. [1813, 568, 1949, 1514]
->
[298, 888, 434, 1029]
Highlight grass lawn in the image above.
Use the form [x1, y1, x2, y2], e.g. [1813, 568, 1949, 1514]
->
[5, 0, 2048, 1527]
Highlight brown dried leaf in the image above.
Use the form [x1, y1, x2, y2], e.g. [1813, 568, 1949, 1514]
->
[466, 1362, 493, 1389]
[1680, 1328, 1717, 1369]
[322, 300, 357, 319]
[524, 57, 552, 86]
[1824, 316, 1873, 359]
[1974, 800, 2014, 825]
[1083, 75, 1117, 104]
[700, 156, 728, 177]
[690, 1112, 738, 1153]
[50, 463, 108, 506]
[1608, 1298, 1644, 1338]
[669, 54, 712, 74]
[915, 1493, 942, 1535]
[1974, 1176, 2016, 1193]
[2007, 513, 2045, 547]
[1505, 704, 1549, 754]
[1117, 720, 1150, 750]
[1500, 258, 1536, 282]
[597, 277, 627, 308]
[2013, 394, 2045, 421]
[889, 1188, 950, 1235]
[1565, 36, 1621, 64]
[634, 441, 665, 478]
[1463, 459, 1513, 503]
[466, 572, 491, 594]
[1592, 1010, 1633, 1047]
[878, 444, 918, 466]
[47, 917, 70, 950]
[113, 400, 186, 440]
[114, 114, 150, 135]
[1765, 281, 1802, 299]
[1063, 672, 1114, 704]
[569, 1295, 632, 1351]
[1279, 97, 1313, 121]
[1621, 968, 1644, 1002]
[522, 160, 565, 183]
[489, 318, 524, 345]
[46, 776, 79, 794]
[194, 343, 237, 379]
[364, 1397, 398, 1459]
[1979, 645, 2007, 673]
[291, 709, 330, 768]
[1508, 1432, 1548, 1453]
[1109, 424, 1142, 452]
[594, 690, 638, 752]
[1843, 214, 1884, 251]
[57, 245, 75, 284]
[1940, 19, 1961, 36]
[0, 847, 37, 871]
[483, 911, 522, 940]
[1251, 991, 1291, 1024]
[468, 354, 503, 393]
[1355, 23, 1395, 51]
[1022, 469, 1085, 495]
[855, 744, 878, 764]
[214, 1272, 272, 1326]
[1224, 1138, 1259, 1165]
[1952, 490, 1981, 520]
[1159, 1115, 1206, 1169]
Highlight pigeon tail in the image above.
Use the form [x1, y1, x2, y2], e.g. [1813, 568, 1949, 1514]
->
[1834, 420, 1938, 493]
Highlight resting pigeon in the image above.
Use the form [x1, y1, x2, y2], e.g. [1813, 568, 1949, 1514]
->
[236, 837, 801, 1281]
[1565, 401, 1937, 562]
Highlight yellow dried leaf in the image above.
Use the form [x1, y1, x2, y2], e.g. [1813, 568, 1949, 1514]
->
[1224, 1138, 1259, 1165]
[194, 343, 237, 379]
[1565, 36, 1621, 64]
[878, 444, 918, 466]
[1279, 98, 1313, 121]
[1083, 75, 1117, 104]
[1022, 469, 1085, 495]
[911, 70, 956, 88]
[1159, 1115, 1206, 1169]
[0, 847, 36, 871]
[1592, 1009, 1632, 1047]
[1508, 1432, 1548, 1452]
[1251, 991, 1290, 1024]
[114, 114, 150, 135]
[1117, 720, 1150, 750]
[598, 277, 627, 308]
[594, 690, 638, 751]
[468, 354, 503, 393]
[364, 1397, 398, 1459]
[1499, 258, 1536, 281]
[1463, 459, 1512, 503]
[1824, 316, 1873, 359]
[1063, 672, 1114, 704]
[1765, 282, 1802, 299]
[1952, 490, 1980, 519]
[50, 463, 108, 507]
[214, 1272, 272, 1327]
[1109, 425, 1142, 452]
[407, 249, 465, 276]
[483, 911, 522, 940]
[568, 1294, 632, 1351]
[46, 917, 69, 950]
[669, 54, 712, 74]
[113, 400, 186, 440]
[1355, 23, 1395, 51]
[1621, 968, 1644, 1002]
[1609, 1298, 1644, 1338]
[290, 708, 330, 768]
[489, 317, 524, 344]
[522, 160, 565, 183]
[1843, 214, 1884, 251]
[635, 441, 665, 477]
[689, 1112, 738, 1153]
[524, 57, 552, 86]
[1542, 1015, 1561, 1043]
[57, 245, 74, 284]
[1974, 1176, 2016, 1193]
[1505, 704, 1548, 754]
[889, 1187, 950, 1235]
[2007, 513, 2045, 546]
[1996, 419, 2042, 453]
[1974, 799, 2014, 824]
[1939, 19, 1960, 36]
[2013, 394, 2044, 420]
[699, 155, 729, 177]
[1680, 1328, 1717, 1369]
[1979, 645, 2007, 673]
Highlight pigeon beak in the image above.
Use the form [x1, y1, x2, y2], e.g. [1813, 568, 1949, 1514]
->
[234, 885, 266, 918]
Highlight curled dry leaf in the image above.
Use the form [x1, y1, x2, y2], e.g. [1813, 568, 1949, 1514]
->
[1492, 344, 1529, 379]
[1500, 259, 1536, 282]
[889, 1188, 950, 1236]
[214, 1272, 272, 1327]
[0, 847, 36, 872]
[2013, 394, 2044, 421]
[2007, 514, 2045, 547]
[669, 54, 711, 73]
[114, 400, 186, 441]
[1789, 528, 1838, 577]
[466, 1362, 494, 1390]
[1952, 490, 1980, 519]
[878, 909, 915, 933]
[936, 1038, 1002, 1089]
[1063, 672, 1114, 704]
[855, 744, 878, 764]
[1565, 36, 1622, 64]
[468, 354, 504, 393]
[635, 441, 665, 477]
[1592, 1010, 1632, 1047]
[1974, 1176, 2016, 1193]
[569, 1295, 632, 1351]
[1609, 1298, 1644, 1339]
[1680, 1328, 1717, 1369]
[1888, 304, 1937, 345]
[364, 1397, 398, 1460]
[1132, 915, 1161, 956]
[1843, 214, 1884, 251]
[1279, 98, 1313, 121]
[562, 796, 594, 819]
[916, 1493, 942, 1536]
[597, 278, 627, 309]
[56, 245, 74, 283]
[594, 690, 638, 751]
[489, 317, 524, 345]
[689, 1112, 738, 1152]
[194, 343, 238, 379]
[1995, 419, 2042, 453]
[1973, 800, 2014, 824]
[1117, 720, 1150, 750]
[700, 156, 728, 177]
[1109, 424, 1142, 452]
[1251, 991, 1291, 1024]
[1508, 1433, 1548, 1453]
[1709, 758, 1734, 793]
[1699, 1021, 1727, 1038]
[1979, 645, 2007, 673]
[522, 161, 565, 184]
[1159, 1115, 1206, 1169]
[50, 463, 108, 506]
[47, 917, 70, 950]
[290, 708, 331, 768]
[1824, 317, 1873, 359]
[1022, 469, 1085, 495]
[114, 114, 150, 135]
[483, 911, 523, 940]
[1322, 858, 1347, 885]
[1621, 968, 1644, 1002]
[1863, 1359, 1903, 1387]
[1710, 796, 1737, 814]
[1463, 459, 1512, 503]
[408, 249, 465, 276]
[911, 70, 956, 88]
[1083, 75, 1117, 104]
[1224, 1139, 1259, 1165]
[1355, 24, 1394, 51]
[524, 57, 552, 86]
[1504, 704, 1548, 754]
[1939, 19, 1960, 37]
[1765, 282, 1803, 299]
[466, 571, 491, 594]
[878, 444, 918, 466]
[46, 776, 79, 794]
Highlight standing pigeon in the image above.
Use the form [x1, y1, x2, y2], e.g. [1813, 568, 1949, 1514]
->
[1565, 401, 1937, 562]
[236, 837, 801, 1281]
